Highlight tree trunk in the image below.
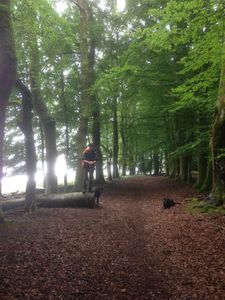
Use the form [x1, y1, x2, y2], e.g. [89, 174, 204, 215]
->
[0, 0, 17, 222]
[74, 0, 92, 191]
[60, 71, 70, 192]
[106, 117, 113, 181]
[112, 97, 119, 178]
[153, 152, 160, 176]
[195, 152, 208, 189]
[89, 24, 105, 184]
[211, 59, 225, 205]
[120, 113, 127, 176]
[15, 79, 37, 213]
[200, 160, 212, 192]
[28, 21, 57, 193]
[40, 123, 46, 189]
[92, 94, 105, 183]
[179, 156, 192, 182]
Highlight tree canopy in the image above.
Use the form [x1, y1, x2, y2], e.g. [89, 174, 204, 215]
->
[1, 0, 225, 205]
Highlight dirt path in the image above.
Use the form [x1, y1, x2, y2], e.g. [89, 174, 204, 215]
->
[0, 176, 225, 299]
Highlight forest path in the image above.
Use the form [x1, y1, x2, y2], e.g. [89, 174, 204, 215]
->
[0, 176, 225, 299]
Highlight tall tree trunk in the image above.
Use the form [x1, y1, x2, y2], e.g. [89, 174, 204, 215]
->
[103, 121, 112, 181]
[201, 160, 212, 192]
[89, 22, 105, 184]
[0, 0, 17, 222]
[120, 101, 128, 176]
[29, 32, 57, 193]
[112, 97, 119, 178]
[210, 58, 225, 205]
[120, 121, 127, 176]
[40, 123, 46, 189]
[179, 156, 192, 182]
[73, 0, 91, 191]
[195, 151, 208, 189]
[153, 151, 160, 176]
[15, 79, 36, 212]
[60, 71, 69, 192]
[92, 94, 105, 183]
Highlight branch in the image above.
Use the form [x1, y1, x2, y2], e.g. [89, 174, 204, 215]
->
[70, 0, 81, 10]
[14, 78, 32, 98]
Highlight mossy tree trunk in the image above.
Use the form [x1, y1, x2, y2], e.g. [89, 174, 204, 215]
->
[0, 0, 17, 221]
[195, 151, 208, 189]
[211, 59, 225, 205]
[15, 79, 37, 212]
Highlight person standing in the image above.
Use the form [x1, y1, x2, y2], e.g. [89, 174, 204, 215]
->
[82, 144, 97, 193]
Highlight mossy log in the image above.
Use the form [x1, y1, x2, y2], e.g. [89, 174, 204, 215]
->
[1, 192, 96, 211]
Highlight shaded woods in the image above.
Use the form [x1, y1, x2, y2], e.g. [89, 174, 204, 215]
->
[1, 2, 225, 299]
[1, 0, 225, 211]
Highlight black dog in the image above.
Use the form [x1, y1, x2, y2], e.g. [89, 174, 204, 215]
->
[93, 187, 103, 206]
[163, 198, 176, 209]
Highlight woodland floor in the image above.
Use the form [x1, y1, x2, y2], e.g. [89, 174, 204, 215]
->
[0, 176, 225, 300]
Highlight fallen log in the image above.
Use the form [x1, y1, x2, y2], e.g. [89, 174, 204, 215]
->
[37, 192, 95, 209]
[1, 192, 96, 212]
[1, 199, 25, 212]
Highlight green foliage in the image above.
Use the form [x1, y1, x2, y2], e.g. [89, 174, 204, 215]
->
[3, 0, 225, 185]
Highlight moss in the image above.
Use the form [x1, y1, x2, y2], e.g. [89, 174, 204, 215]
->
[186, 197, 225, 215]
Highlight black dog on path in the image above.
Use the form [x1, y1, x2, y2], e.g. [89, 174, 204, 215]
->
[163, 198, 180, 209]
[93, 187, 104, 207]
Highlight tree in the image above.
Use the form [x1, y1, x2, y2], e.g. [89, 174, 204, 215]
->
[15, 79, 37, 212]
[70, 0, 92, 190]
[211, 54, 225, 204]
[0, 0, 17, 221]
[25, 2, 58, 193]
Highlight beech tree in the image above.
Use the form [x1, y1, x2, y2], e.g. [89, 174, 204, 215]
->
[211, 56, 225, 204]
[15, 79, 36, 212]
[0, 0, 17, 221]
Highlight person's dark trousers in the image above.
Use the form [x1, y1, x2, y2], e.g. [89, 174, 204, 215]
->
[83, 165, 94, 192]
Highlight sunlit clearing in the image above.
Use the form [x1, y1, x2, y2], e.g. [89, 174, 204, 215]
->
[2, 155, 75, 194]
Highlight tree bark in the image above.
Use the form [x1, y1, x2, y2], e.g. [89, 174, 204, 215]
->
[15, 79, 37, 213]
[89, 17, 105, 184]
[0, 0, 17, 221]
[92, 94, 105, 183]
[153, 152, 160, 176]
[112, 97, 119, 178]
[210, 58, 225, 204]
[74, 0, 92, 191]
[60, 71, 70, 192]
[120, 108, 127, 176]
[28, 29, 57, 193]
